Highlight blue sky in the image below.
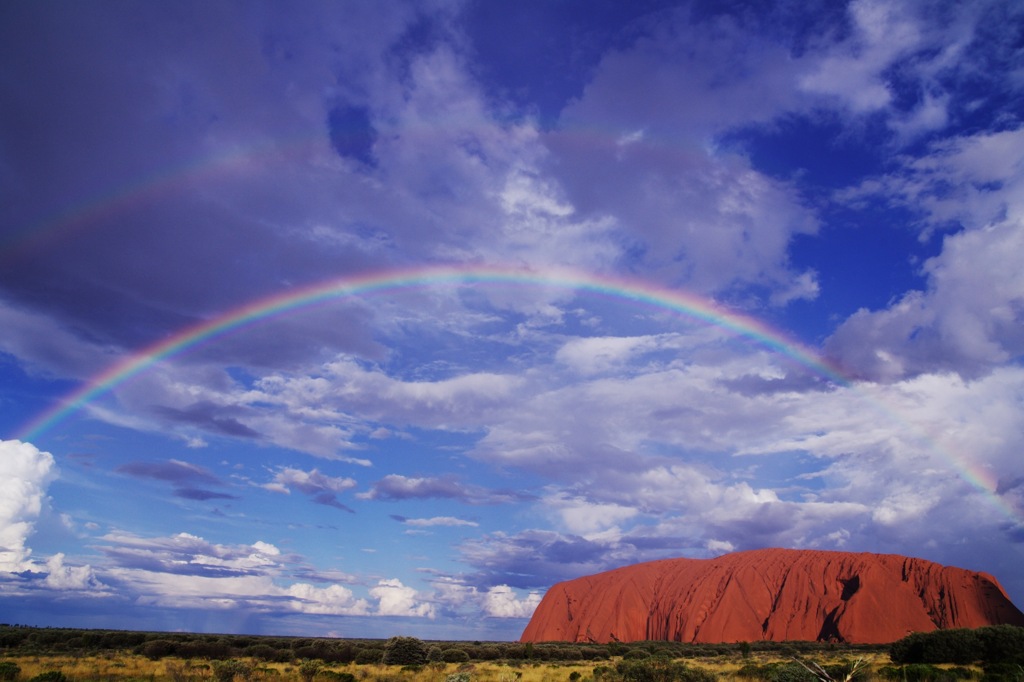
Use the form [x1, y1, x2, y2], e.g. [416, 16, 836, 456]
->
[1, 0, 1023, 640]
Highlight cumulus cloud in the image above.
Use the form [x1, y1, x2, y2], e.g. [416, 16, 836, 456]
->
[369, 578, 435, 617]
[261, 466, 357, 511]
[545, 7, 820, 299]
[286, 583, 371, 616]
[827, 127, 1024, 380]
[0, 440, 57, 572]
[43, 553, 105, 591]
[483, 584, 542, 618]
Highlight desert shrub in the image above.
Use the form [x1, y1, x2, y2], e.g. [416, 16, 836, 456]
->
[615, 659, 717, 682]
[212, 659, 254, 682]
[877, 665, 978, 682]
[0, 662, 20, 681]
[28, 673, 67, 682]
[820, 660, 871, 682]
[982, 663, 1024, 682]
[299, 660, 322, 682]
[138, 638, 178, 660]
[571, 673, 583, 682]
[447, 674, 471, 682]
[624, 650, 652, 660]
[443, 649, 471, 663]
[382, 637, 428, 666]
[178, 640, 233, 659]
[979, 627, 1024, 664]
[319, 672, 357, 682]
[354, 648, 382, 665]
[735, 662, 815, 682]
[891, 630, 984, 665]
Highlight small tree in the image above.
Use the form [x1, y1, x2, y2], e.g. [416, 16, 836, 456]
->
[299, 660, 322, 682]
[382, 636, 428, 666]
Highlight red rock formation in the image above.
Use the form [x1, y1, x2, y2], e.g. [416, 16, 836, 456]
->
[520, 548, 1024, 644]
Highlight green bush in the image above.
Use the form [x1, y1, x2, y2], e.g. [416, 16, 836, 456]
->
[0, 662, 20, 682]
[298, 660, 322, 682]
[735, 662, 815, 682]
[615, 659, 717, 682]
[353, 648, 382, 665]
[28, 673, 67, 682]
[623, 650, 652, 660]
[382, 637, 428, 666]
[447, 674, 471, 682]
[982, 662, 1024, 682]
[211, 659, 253, 682]
[891, 627, 1024, 666]
[319, 672, 357, 682]
[443, 649, 471, 663]
[881, 664, 975, 682]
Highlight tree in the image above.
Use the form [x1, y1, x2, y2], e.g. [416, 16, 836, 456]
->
[382, 637, 428, 666]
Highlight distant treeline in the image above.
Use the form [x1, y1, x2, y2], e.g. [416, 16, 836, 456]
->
[6, 623, 1024, 665]
[0, 625, 885, 663]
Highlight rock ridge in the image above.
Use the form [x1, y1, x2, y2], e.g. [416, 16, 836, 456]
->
[520, 548, 1024, 644]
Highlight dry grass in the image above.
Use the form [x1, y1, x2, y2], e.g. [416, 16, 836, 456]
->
[0, 652, 896, 682]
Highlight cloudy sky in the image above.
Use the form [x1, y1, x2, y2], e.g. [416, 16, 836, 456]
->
[2, 0, 1023, 640]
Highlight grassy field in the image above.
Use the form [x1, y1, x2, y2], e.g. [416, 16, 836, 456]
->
[0, 648, 900, 682]
[7, 624, 1017, 682]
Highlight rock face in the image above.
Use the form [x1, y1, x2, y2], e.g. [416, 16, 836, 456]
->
[520, 548, 1024, 644]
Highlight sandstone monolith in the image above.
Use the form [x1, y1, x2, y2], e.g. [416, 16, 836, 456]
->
[520, 548, 1024, 644]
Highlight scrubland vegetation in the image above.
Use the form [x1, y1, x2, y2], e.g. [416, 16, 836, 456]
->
[1, 625, 1021, 682]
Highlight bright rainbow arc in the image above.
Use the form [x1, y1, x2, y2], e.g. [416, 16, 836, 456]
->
[15, 264, 843, 442]
[14, 264, 1017, 525]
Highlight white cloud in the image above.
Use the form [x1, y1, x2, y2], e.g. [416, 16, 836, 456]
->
[403, 517, 479, 528]
[546, 493, 638, 536]
[0, 440, 57, 572]
[261, 467, 356, 495]
[799, 0, 922, 112]
[483, 585, 542, 618]
[43, 553, 104, 591]
[286, 583, 371, 616]
[369, 578, 435, 618]
[827, 127, 1024, 380]
[705, 539, 735, 554]
[555, 334, 680, 375]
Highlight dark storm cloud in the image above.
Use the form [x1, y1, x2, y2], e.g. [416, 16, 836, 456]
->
[174, 488, 239, 501]
[360, 474, 534, 505]
[311, 492, 355, 513]
[0, 1, 407, 359]
[116, 459, 222, 487]
[459, 529, 620, 590]
[155, 404, 261, 439]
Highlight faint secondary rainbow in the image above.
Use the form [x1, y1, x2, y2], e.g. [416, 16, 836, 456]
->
[12, 264, 1016, 524]
[14, 264, 842, 442]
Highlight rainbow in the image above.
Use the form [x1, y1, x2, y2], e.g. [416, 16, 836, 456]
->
[1, 124, 700, 263]
[14, 264, 842, 441]
[11, 264, 1018, 524]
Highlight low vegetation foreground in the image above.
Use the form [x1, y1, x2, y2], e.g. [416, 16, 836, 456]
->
[1, 626, 1022, 682]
